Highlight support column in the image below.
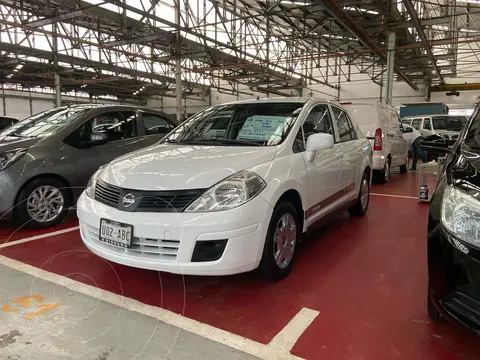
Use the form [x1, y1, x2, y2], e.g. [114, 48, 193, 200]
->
[385, 32, 395, 105]
[53, 23, 61, 107]
[175, 0, 182, 122]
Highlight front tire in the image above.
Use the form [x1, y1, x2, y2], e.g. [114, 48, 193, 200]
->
[349, 171, 370, 216]
[14, 178, 70, 229]
[259, 202, 300, 280]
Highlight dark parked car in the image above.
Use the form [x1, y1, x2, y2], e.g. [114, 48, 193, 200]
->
[427, 104, 480, 334]
[0, 115, 19, 131]
[0, 104, 178, 228]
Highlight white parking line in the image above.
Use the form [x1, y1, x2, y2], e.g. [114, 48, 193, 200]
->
[0, 226, 79, 249]
[0, 255, 310, 360]
[370, 193, 418, 200]
[268, 308, 319, 353]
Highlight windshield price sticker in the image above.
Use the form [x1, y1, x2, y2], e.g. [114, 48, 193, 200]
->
[237, 116, 286, 141]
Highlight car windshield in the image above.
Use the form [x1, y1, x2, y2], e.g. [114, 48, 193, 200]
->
[0, 107, 89, 139]
[162, 102, 305, 146]
[432, 116, 468, 131]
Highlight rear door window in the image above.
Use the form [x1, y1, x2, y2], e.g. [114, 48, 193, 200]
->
[331, 106, 357, 142]
[142, 113, 176, 135]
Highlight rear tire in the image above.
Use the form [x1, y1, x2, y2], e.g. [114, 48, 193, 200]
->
[349, 171, 370, 217]
[259, 202, 300, 281]
[400, 164, 408, 174]
[378, 158, 391, 184]
[14, 177, 70, 229]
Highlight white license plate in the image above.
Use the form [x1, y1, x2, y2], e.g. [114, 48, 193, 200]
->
[99, 219, 133, 248]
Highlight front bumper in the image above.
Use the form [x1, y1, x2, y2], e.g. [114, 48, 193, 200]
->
[0, 167, 22, 218]
[77, 192, 273, 276]
[428, 224, 480, 334]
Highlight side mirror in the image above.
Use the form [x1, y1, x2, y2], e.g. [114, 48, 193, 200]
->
[82, 132, 108, 147]
[305, 133, 334, 162]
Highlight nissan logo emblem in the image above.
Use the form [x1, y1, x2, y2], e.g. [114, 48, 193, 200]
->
[122, 193, 135, 208]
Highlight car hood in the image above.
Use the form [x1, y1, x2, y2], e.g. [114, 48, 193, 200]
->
[0, 137, 40, 152]
[435, 130, 461, 137]
[100, 144, 277, 190]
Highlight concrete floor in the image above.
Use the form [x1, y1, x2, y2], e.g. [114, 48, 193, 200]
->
[0, 263, 259, 360]
[1, 169, 480, 360]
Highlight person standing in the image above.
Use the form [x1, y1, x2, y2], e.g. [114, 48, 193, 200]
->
[402, 125, 428, 170]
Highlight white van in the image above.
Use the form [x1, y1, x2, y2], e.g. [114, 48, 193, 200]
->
[401, 114, 468, 142]
[340, 101, 408, 183]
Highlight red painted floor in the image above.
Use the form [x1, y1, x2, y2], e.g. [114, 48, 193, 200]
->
[0, 214, 78, 244]
[1, 171, 479, 359]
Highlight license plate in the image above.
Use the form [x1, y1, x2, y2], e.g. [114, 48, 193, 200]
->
[99, 219, 133, 248]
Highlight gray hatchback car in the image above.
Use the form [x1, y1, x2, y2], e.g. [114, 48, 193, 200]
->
[0, 104, 178, 228]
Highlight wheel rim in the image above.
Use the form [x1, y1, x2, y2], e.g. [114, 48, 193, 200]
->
[27, 185, 64, 223]
[360, 177, 370, 210]
[384, 161, 390, 182]
[273, 213, 297, 270]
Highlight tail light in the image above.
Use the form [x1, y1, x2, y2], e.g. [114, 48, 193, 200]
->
[374, 128, 382, 151]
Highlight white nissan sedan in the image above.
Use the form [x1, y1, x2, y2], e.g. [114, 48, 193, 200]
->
[77, 98, 372, 279]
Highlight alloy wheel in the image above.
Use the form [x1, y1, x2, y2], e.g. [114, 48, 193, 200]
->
[384, 161, 390, 182]
[26, 185, 65, 223]
[273, 213, 297, 269]
[360, 177, 370, 210]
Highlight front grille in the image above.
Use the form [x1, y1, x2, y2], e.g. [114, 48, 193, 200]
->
[82, 223, 180, 261]
[94, 179, 204, 213]
[136, 192, 203, 212]
[95, 181, 121, 208]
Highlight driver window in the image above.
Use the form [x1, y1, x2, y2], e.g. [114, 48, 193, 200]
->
[303, 104, 334, 141]
[411, 118, 421, 130]
[66, 111, 137, 148]
[423, 118, 432, 130]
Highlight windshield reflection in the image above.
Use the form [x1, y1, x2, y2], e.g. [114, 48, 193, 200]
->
[432, 116, 468, 132]
[163, 102, 306, 147]
[0, 107, 89, 139]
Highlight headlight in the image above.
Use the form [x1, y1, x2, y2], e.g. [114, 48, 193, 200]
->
[85, 166, 105, 199]
[441, 186, 480, 247]
[0, 148, 27, 171]
[185, 170, 266, 212]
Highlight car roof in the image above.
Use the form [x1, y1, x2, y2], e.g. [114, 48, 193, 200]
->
[402, 114, 464, 118]
[51, 104, 165, 112]
[218, 96, 330, 106]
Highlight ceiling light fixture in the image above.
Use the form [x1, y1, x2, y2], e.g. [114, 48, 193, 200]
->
[343, 6, 380, 15]
[279, 0, 312, 6]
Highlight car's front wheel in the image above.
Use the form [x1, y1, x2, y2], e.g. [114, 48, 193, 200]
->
[14, 178, 70, 229]
[259, 202, 300, 280]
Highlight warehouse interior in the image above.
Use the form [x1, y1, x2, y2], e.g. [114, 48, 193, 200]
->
[1, 0, 480, 359]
